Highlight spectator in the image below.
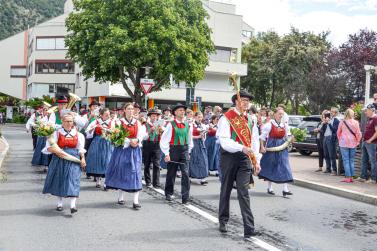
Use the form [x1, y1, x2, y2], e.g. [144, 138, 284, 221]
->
[373, 93, 377, 110]
[213, 106, 223, 117]
[358, 104, 377, 183]
[0, 112, 3, 124]
[337, 109, 362, 183]
[314, 110, 327, 172]
[321, 107, 340, 175]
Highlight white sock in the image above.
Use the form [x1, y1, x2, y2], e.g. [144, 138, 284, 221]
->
[70, 197, 77, 208]
[118, 191, 124, 201]
[103, 178, 106, 187]
[57, 197, 63, 207]
[96, 178, 101, 186]
[283, 183, 289, 192]
[133, 192, 139, 204]
[268, 182, 273, 191]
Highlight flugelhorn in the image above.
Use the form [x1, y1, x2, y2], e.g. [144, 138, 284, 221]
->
[43, 101, 52, 108]
[47, 135, 81, 163]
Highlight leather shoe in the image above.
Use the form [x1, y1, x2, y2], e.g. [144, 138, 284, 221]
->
[165, 195, 173, 202]
[70, 207, 78, 214]
[182, 198, 189, 205]
[267, 189, 275, 195]
[133, 203, 141, 210]
[244, 231, 262, 240]
[283, 191, 293, 197]
[117, 200, 125, 205]
[219, 223, 228, 233]
[56, 206, 63, 212]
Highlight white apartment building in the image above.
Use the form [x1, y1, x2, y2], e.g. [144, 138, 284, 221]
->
[0, 0, 253, 109]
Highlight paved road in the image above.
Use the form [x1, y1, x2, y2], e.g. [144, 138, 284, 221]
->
[0, 124, 377, 251]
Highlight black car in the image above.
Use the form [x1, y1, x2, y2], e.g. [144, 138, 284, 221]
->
[292, 115, 321, 156]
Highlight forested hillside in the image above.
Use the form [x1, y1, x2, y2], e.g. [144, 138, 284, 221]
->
[0, 0, 65, 40]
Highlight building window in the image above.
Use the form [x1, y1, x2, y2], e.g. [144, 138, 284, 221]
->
[48, 83, 75, 94]
[209, 47, 237, 63]
[49, 84, 54, 93]
[242, 30, 253, 38]
[36, 37, 66, 50]
[35, 61, 75, 74]
[10, 65, 27, 78]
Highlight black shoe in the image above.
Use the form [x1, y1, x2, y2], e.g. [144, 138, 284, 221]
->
[70, 207, 78, 214]
[95, 184, 101, 188]
[200, 180, 208, 186]
[182, 198, 189, 205]
[93, 177, 97, 182]
[244, 231, 262, 240]
[219, 223, 228, 233]
[117, 200, 125, 205]
[86, 176, 91, 179]
[165, 195, 173, 202]
[103, 187, 108, 191]
[283, 191, 293, 197]
[323, 170, 331, 173]
[267, 189, 275, 195]
[133, 203, 141, 210]
[56, 206, 63, 212]
[146, 183, 152, 188]
[153, 184, 161, 189]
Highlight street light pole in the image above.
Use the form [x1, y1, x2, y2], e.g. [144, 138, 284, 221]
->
[364, 65, 376, 105]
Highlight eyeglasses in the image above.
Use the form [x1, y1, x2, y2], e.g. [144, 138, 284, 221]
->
[64, 120, 74, 123]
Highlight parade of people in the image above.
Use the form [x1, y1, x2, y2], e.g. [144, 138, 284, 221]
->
[3, 1, 377, 250]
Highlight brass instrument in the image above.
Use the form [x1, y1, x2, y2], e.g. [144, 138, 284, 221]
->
[67, 92, 82, 110]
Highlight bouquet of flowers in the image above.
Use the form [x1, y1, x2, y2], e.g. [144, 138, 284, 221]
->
[104, 124, 130, 147]
[290, 128, 308, 142]
[266, 128, 307, 152]
[34, 121, 55, 137]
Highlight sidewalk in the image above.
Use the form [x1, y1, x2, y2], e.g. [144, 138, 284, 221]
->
[290, 152, 377, 206]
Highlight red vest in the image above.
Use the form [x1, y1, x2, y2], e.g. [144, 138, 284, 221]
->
[269, 123, 286, 139]
[95, 120, 112, 135]
[121, 120, 138, 138]
[207, 127, 217, 137]
[193, 124, 202, 136]
[57, 132, 78, 148]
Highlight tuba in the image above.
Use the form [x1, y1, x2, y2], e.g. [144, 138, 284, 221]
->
[67, 93, 81, 110]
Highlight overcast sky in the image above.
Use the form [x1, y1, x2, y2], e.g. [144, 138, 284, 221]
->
[225, 0, 377, 46]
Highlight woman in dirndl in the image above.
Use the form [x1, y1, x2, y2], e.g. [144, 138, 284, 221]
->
[189, 112, 209, 185]
[105, 103, 146, 210]
[259, 108, 293, 197]
[85, 108, 114, 189]
[31, 106, 51, 170]
[205, 115, 220, 176]
[42, 114, 86, 214]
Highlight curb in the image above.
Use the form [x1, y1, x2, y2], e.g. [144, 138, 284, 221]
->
[294, 178, 377, 206]
[0, 136, 10, 181]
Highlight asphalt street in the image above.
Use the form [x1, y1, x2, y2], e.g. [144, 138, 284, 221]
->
[0, 124, 377, 251]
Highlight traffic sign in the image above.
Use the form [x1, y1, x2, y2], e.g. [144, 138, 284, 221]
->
[140, 78, 155, 94]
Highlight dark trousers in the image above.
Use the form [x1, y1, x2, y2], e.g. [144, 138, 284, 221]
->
[164, 145, 190, 201]
[143, 141, 161, 186]
[323, 136, 337, 172]
[218, 150, 255, 237]
[316, 138, 324, 168]
[31, 128, 38, 150]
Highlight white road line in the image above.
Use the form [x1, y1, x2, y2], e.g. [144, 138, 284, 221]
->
[143, 182, 281, 251]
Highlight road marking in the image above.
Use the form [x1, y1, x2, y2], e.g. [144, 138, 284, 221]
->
[143, 181, 281, 251]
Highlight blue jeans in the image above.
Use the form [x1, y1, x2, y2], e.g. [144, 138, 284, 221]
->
[323, 136, 337, 172]
[340, 147, 356, 177]
[361, 142, 377, 181]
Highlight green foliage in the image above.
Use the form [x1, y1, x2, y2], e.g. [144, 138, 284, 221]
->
[290, 128, 308, 142]
[0, 0, 65, 40]
[12, 114, 27, 124]
[105, 124, 130, 147]
[352, 103, 363, 120]
[25, 96, 54, 109]
[65, 0, 214, 104]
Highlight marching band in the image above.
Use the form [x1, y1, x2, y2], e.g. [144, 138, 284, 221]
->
[26, 90, 294, 239]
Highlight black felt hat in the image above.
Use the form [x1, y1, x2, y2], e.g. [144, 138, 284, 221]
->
[147, 109, 162, 116]
[231, 90, 254, 104]
[172, 103, 187, 114]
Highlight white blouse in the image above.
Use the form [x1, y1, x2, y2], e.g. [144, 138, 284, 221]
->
[85, 118, 115, 138]
[42, 127, 86, 155]
[159, 119, 194, 156]
[260, 120, 289, 142]
[26, 113, 48, 131]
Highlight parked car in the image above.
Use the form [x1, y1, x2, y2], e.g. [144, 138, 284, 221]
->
[292, 115, 321, 156]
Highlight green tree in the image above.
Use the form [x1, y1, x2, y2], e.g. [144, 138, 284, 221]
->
[66, 0, 214, 104]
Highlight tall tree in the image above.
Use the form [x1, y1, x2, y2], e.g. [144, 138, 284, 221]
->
[335, 29, 377, 105]
[66, 0, 214, 104]
[241, 31, 284, 107]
